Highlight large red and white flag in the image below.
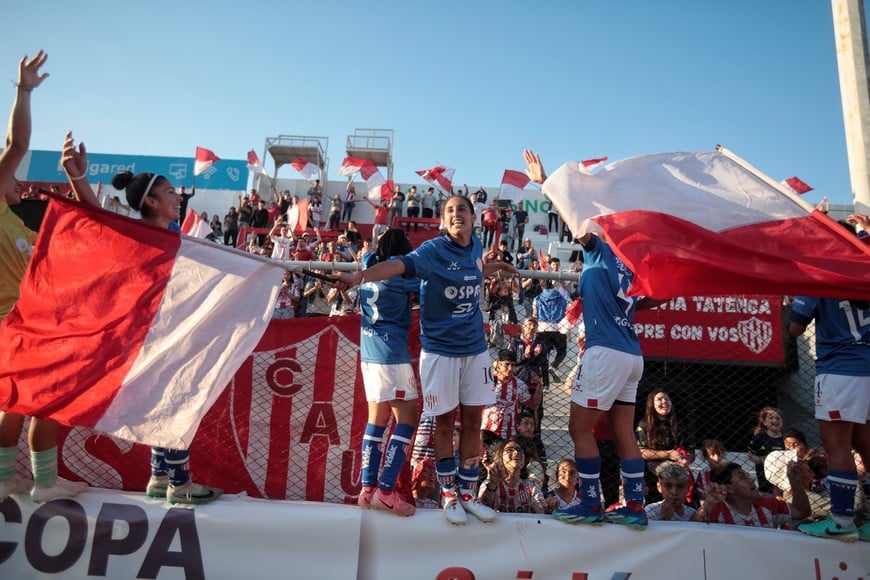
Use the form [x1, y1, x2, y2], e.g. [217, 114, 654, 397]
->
[498, 169, 530, 201]
[194, 146, 220, 177]
[286, 197, 309, 234]
[0, 197, 283, 449]
[542, 148, 870, 300]
[370, 180, 393, 204]
[782, 176, 813, 195]
[290, 157, 319, 180]
[247, 149, 269, 177]
[180, 208, 213, 239]
[416, 164, 455, 192]
[338, 156, 374, 176]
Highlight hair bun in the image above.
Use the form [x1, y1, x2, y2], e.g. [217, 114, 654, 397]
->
[111, 171, 135, 190]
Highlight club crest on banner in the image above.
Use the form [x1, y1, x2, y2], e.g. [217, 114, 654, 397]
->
[737, 317, 773, 354]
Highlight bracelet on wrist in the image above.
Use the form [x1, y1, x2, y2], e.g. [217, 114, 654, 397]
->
[16, 83, 33, 92]
[66, 171, 87, 181]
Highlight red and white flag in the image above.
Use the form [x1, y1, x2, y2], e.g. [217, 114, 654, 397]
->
[286, 197, 309, 234]
[0, 197, 283, 449]
[180, 208, 213, 239]
[498, 169, 530, 201]
[291, 157, 319, 180]
[416, 164, 455, 192]
[194, 146, 220, 177]
[338, 156, 374, 176]
[581, 156, 608, 171]
[542, 148, 870, 300]
[247, 149, 269, 177]
[370, 180, 393, 204]
[782, 176, 813, 195]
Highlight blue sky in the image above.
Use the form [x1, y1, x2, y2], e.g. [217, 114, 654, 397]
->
[1, 1, 864, 206]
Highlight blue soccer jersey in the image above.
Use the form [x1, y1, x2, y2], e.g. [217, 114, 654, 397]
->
[790, 296, 870, 376]
[400, 235, 487, 356]
[359, 256, 419, 364]
[579, 235, 642, 355]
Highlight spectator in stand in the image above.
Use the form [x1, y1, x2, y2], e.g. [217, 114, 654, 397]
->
[511, 202, 529, 251]
[237, 195, 253, 230]
[421, 186, 435, 220]
[478, 437, 551, 514]
[356, 237, 374, 264]
[327, 281, 358, 317]
[344, 220, 361, 252]
[388, 183, 404, 226]
[341, 181, 356, 223]
[327, 193, 342, 231]
[789, 292, 870, 542]
[434, 190, 447, 218]
[302, 272, 330, 317]
[251, 199, 269, 246]
[747, 406, 786, 496]
[278, 190, 292, 215]
[480, 200, 499, 249]
[306, 179, 323, 203]
[473, 186, 488, 204]
[548, 459, 582, 511]
[510, 317, 547, 389]
[635, 388, 696, 503]
[356, 228, 420, 516]
[290, 234, 315, 261]
[521, 258, 543, 314]
[248, 187, 261, 204]
[178, 185, 194, 222]
[0, 50, 89, 504]
[333, 194, 518, 525]
[487, 271, 519, 327]
[101, 193, 131, 217]
[644, 461, 703, 522]
[547, 199, 559, 237]
[266, 199, 281, 226]
[62, 131, 221, 505]
[307, 196, 323, 230]
[481, 350, 540, 441]
[516, 238, 535, 270]
[533, 277, 570, 383]
[525, 149, 663, 531]
[208, 214, 222, 240]
[498, 238, 514, 266]
[269, 218, 295, 261]
[364, 197, 391, 241]
[273, 270, 300, 319]
[405, 186, 420, 230]
[694, 438, 727, 503]
[701, 461, 809, 528]
[223, 206, 239, 247]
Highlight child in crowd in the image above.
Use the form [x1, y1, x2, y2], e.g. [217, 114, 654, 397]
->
[694, 438, 727, 503]
[481, 350, 540, 440]
[747, 406, 786, 495]
[644, 462, 702, 522]
[548, 459, 581, 511]
[701, 462, 809, 528]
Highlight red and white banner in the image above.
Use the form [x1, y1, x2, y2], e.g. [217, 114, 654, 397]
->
[194, 146, 220, 177]
[416, 164, 455, 192]
[0, 197, 283, 449]
[542, 148, 870, 300]
[290, 157, 319, 180]
[180, 208, 213, 239]
[635, 295, 786, 364]
[247, 149, 268, 177]
[286, 197, 309, 233]
[581, 156, 608, 171]
[497, 169, 530, 201]
[782, 176, 813, 194]
[338, 156, 374, 177]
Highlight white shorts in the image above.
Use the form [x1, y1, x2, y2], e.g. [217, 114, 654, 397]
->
[814, 373, 870, 423]
[420, 351, 495, 417]
[360, 362, 419, 404]
[571, 345, 643, 411]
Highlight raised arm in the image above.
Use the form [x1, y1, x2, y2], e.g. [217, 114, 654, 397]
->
[0, 51, 48, 187]
[61, 132, 99, 207]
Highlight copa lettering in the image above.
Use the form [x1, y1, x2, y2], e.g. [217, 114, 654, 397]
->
[444, 285, 481, 300]
[0, 498, 205, 579]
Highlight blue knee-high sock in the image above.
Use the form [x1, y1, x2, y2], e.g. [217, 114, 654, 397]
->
[458, 464, 479, 500]
[360, 424, 385, 489]
[150, 447, 168, 478]
[576, 456, 602, 509]
[829, 469, 858, 520]
[436, 457, 458, 495]
[164, 448, 191, 487]
[379, 423, 414, 492]
[621, 457, 646, 506]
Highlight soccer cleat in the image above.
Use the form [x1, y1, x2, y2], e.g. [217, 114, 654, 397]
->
[0, 477, 33, 501]
[167, 481, 222, 505]
[146, 475, 169, 499]
[552, 503, 605, 526]
[31, 478, 88, 503]
[798, 516, 859, 543]
[358, 486, 376, 509]
[460, 493, 497, 523]
[858, 522, 870, 542]
[442, 490, 468, 525]
[371, 488, 416, 517]
[604, 503, 648, 530]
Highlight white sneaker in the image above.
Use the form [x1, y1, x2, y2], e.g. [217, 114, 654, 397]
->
[460, 493, 497, 523]
[167, 481, 222, 505]
[442, 491, 467, 525]
[0, 477, 33, 501]
[31, 478, 88, 503]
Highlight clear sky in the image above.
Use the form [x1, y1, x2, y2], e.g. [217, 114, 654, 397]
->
[2, 1, 865, 207]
